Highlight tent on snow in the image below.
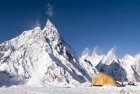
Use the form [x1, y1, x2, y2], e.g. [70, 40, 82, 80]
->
[91, 72, 118, 87]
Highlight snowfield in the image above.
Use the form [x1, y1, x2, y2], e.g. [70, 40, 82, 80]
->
[0, 84, 140, 94]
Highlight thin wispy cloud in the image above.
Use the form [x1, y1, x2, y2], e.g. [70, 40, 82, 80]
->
[35, 20, 40, 27]
[46, 3, 54, 17]
[92, 46, 99, 55]
[112, 45, 117, 53]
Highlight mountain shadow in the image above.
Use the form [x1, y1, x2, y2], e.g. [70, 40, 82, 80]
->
[96, 60, 127, 82]
[0, 72, 24, 87]
[49, 53, 87, 83]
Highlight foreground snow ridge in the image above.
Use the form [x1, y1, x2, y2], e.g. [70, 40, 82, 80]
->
[0, 19, 140, 87]
[0, 84, 140, 94]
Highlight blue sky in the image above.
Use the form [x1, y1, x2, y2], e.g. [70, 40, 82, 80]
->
[0, 0, 140, 57]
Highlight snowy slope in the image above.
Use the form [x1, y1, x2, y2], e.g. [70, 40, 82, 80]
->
[0, 19, 90, 86]
[80, 48, 103, 78]
[0, 83, 140, 94]
[132, 54, 140, 81]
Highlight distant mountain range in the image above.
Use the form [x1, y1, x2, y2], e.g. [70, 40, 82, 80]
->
[0, 19, 140, 87]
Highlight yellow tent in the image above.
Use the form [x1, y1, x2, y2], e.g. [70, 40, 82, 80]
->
[91, 72, 117, 87]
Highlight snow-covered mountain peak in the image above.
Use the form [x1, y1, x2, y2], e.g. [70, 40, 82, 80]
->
[46, 19, 53, 27]
[121, 54, 134, 66]
[0, 19, 91, 86]
[43, 19, 57, 32]
[91, 47, 99, 59]
[123, 54, 134, 60]
[44, 19, 57, 33]
[101, 48, 116, 65]
[135, 54, 140, 63]
[81, 48, 89, 59]
[34, 27, 41, 31]
[43, 19, 61, 47]
[106, 48, 116, 58]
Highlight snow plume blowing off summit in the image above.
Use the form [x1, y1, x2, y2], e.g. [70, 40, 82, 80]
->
[0, 19, 91, 87]
[0, 19, 140, 87]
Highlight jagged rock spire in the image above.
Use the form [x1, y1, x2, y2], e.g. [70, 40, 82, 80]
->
[43, 19, 60, 46]
[91, 47, 99, 58]
[46, 19, 54, 27]
[43, 19, 58, 34]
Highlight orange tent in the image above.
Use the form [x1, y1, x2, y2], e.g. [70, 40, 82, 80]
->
[91, 72, 117, 87]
